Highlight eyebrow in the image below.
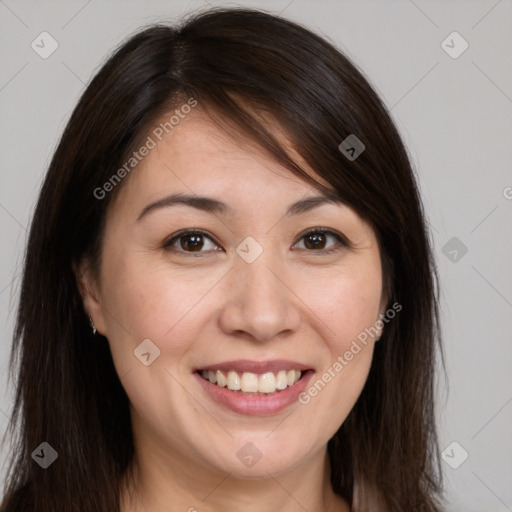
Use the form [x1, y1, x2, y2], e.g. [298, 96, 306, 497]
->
[136, 191, 344, 222]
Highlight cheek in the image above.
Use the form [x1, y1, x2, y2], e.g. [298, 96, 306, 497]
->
[100, 249, 223, 359]
[297, 260, 382, 410]
[309, 261, 383, 350]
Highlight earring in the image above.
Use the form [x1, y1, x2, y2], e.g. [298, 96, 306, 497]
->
[89, 316, 97, 335]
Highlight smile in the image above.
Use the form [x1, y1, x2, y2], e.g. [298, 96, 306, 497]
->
[193, 360, 314, 415]
[199, 369, 303, 394]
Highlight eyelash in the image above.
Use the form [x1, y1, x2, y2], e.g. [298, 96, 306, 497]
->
[161, 228, 349, 256]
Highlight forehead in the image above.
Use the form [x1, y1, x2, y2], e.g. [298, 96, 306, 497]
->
[110, 108, 335, 216]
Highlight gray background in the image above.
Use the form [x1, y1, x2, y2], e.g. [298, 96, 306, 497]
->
[1, 0, 511, 510]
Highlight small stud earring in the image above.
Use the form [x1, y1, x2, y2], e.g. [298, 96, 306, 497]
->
[89, 317, 97, 335]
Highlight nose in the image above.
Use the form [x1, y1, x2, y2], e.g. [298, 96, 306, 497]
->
[218, 250, 301, 342]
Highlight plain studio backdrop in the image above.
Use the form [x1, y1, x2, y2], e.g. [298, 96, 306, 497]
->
[0, 1, 511, 511]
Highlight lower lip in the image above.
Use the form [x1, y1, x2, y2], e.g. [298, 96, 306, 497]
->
[194, 371, 314, 416]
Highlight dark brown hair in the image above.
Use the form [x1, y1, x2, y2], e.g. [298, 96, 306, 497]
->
[1, 7, 445, 511]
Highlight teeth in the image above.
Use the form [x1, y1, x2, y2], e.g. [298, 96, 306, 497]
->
[287, 370, 298, 386]
[258, 372, 276, 393]
[200, 369, 303, 394]
[276, 370, 288, 390]
[216, 370, 227, 387]
[227, 370, 241, 390]
[241, 372, 259, 392]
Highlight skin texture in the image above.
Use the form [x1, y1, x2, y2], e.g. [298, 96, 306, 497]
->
[77, 109, 387, 512]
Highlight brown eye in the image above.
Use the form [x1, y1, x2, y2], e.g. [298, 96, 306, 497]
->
[293, 229, 348, 254]
[163, 230, 220, 254]
[304, 232, 328, 250]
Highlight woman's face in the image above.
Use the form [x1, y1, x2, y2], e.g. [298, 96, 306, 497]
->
[80, 108, 386, 482]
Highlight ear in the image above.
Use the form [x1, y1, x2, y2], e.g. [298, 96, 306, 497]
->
[73, 258, 107, 336]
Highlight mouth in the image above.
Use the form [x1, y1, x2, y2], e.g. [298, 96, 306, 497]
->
[195, 368, 307, 396]
[192, 360, 314, 415]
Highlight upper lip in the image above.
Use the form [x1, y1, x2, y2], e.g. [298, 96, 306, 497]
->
[194, 359, 313, 374]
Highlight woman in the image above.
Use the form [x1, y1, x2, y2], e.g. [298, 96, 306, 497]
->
[1, 7, 445, 511]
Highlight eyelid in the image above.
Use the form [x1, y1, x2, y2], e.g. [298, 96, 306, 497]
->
[162, 227, 349, 255]
[162, 228, 219, 252]
[292, 228, 350, 253]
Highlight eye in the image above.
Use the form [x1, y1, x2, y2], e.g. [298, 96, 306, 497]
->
[162, 228, 348, 256]
[292, 228, 348, 254]
[162, 229, 221, 255]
